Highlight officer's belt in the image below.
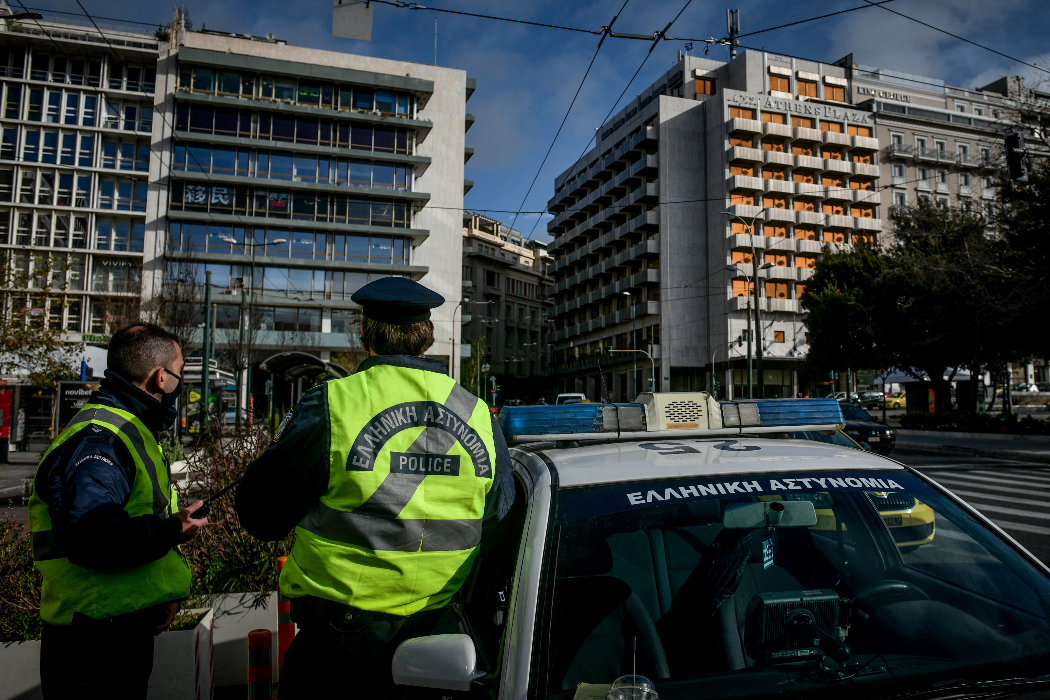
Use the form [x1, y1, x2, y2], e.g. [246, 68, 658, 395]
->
[290, 595, 406, 627]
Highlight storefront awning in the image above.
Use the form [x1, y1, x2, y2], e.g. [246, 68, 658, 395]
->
[259, 352, 350, 384]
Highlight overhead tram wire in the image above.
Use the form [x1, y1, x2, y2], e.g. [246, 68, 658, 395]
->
[734, 0, 897, 39]
[22, 5, 164, 27]
[507, 0, 632, 233]
[524, 0, 698, 244]
[860, 0, 1050, 77]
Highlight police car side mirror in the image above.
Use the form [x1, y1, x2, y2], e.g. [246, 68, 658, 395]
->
[860, 442, 873, 452]
[723, 500, 818, 529]
[392, 633, 484, 692]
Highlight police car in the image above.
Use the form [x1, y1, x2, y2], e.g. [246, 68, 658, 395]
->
[390, 395, 1050, 700]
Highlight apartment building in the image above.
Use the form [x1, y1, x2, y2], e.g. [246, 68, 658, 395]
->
[0, 11, 160, 343]
[848, 62, 1005, 228]
[149, 26, 474, 377]
[547, 50, 881, 400]
[461, 211, 552, 399]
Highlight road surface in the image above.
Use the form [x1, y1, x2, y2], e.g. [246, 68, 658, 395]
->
[893, 447, 1050, 565]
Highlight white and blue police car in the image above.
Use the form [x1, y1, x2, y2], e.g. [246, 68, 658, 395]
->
[391, 394, 1050, 700]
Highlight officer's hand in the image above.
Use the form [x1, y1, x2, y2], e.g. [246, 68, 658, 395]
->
[157, 601, 180, 631]
[177, 500, 208, 542]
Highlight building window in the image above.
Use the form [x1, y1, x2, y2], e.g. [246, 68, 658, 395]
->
[936, 169, 948, 184]
[891, 133, 903, 146]
[792, 172, 815, 184]
[851, 179, 874, 191]
[791, 116, 814, 129]
[956, 104, 966, 113]
[823, 146, 844, 161]
[794, 227, 817, 241]
[761, 112, 786, 125]
[936, 196, 949, 209]
[763, 167, 786, 180]
[695, 78, 716, 95]
[797, 80, 817, 98]
[960, 172, 971, 187]
[729, 135, 754, 148]
[769, 75, 789, 93]
[793, 199, 816, 212]
[730, 164, 754, 176]
[826, 85, 845, 102]
[894, 192, 907, 207]
[847, 125, 872, 137]
[763, 195, 787, 209]
[934, 140, 947, 154]
[729, 107, 755, 120]
[762, 140, 786, 153]
[791, 144, 813, 157]
[824, 230, 846, 244]
[731, 250, 754, 265]
[973, 106, 984, 116]
[892, 164, 904, 178]
[731, 279, 753, 297]
[730, 192, 755, 206]
[774, 331, 786, 343]
[766, 225, 788, 239]
[819, 120, 842, 133]
[916, 137, 927, 151]
[823, 203, 845, 216]
[795, 255, 816, 269]
[957, 144, 969, 158]
[765, 282, 789, 299]
[851, 205, 874, 218]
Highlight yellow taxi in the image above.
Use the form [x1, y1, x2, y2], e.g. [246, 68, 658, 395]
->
[876, 391, 906, 409]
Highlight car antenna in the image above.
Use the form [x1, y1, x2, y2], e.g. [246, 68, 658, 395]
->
[633, 635, 636, 678]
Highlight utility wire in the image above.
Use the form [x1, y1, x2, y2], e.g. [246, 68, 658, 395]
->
[860, 0, 1050, 77]
[365, 0, 600, 36]
[508, 0, 630, 232]
[735, 0, 897, 39]
[525, 0, 696, 243]
[22, 5, 163, 27]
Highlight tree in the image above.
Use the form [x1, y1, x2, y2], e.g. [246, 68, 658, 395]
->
[0, 253, 81, 390]
[803, 201, 1016, 411]
[460, 337, 488, 396]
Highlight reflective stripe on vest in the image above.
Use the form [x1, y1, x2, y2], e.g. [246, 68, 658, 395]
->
[281, 366, 496, 616]
[298, 384, 484, 552]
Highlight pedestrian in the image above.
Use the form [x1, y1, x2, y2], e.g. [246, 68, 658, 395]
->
[29, 323, 208, 699]
[236, 277, 515, 699]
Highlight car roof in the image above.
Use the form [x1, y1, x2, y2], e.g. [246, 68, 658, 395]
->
[527, 436, 902, 487]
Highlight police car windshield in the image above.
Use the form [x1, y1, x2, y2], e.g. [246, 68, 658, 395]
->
[540, 470, 1050, 700]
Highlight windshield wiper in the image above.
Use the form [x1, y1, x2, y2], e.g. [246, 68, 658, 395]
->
[883, 674, 1050, 700]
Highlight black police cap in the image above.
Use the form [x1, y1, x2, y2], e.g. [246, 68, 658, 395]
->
[350, 277, 445, 325]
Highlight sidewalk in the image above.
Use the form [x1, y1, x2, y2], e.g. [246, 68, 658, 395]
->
[0, 450, 43, 500]
[895, 429, 1050, 465]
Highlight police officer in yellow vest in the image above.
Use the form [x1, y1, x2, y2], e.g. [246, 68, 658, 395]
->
[237, 277, 514, 699]
[29, 323, 207, 699]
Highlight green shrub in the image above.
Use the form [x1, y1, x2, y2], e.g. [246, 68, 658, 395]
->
[0, 510, 43, 641]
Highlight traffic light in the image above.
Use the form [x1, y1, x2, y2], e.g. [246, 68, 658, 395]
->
[713, 380, 721, 396]
[1006, 132, 1028, 182]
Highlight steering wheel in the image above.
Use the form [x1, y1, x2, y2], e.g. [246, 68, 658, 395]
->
[623, 592, 671, 679]
[850, 580, 929, 615]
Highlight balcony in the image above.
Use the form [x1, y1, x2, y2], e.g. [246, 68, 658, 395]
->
[633, 154, 659, 176]
[765, 207, 795, 223]
[797, 267, 815, 281]
[728, 175, 764, 191]
[935, 181, 949, 193]
[796, 210, 823, 226]
[763, 122, 792, 139]
[959, 184, 972, 197]
[824, 214, 852, 228]
[887, 143, 914, 159]
[795, 182, 823, 198]
[636, 126, 659, 149]
[822, 131, 850, 146]
[853, 162, 880, 178]
[729, 117, 762, 135]
[729, 233, 763, 249]
[764, 178, 794, 195]
[766, 265, 795, 280]
[794, 127, 822, 143]
[854, 217, 882, 231]
[730, 296, 754, 312]
[824, 186, 852, 201]
[729, 146, 763, 163]
[853, 188, 877, 203]
[726, 204, 762, 220]
[766, 298, 798, 313]
[852, 135, 880, 151]
[794, 155, 823, 170]
[764, 150, 793, 167]
[936, 150, 956, 164]
[796, 239, 822, 254]
[824, 159, 852, 175]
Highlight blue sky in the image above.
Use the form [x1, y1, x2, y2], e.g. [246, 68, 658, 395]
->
[28, 0, 1050, 240]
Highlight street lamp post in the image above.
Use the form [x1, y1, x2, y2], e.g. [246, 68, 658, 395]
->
[621, 291, 638, 399]
[479, 362, 490, 404]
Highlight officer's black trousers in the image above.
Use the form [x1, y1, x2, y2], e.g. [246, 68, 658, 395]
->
[39, 609, 161, 699]
[279, 606, 454, 699]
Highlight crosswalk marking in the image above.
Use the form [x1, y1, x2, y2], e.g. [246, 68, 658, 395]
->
[921, 466, 1050, 541]
[924, 471, 1050, 490]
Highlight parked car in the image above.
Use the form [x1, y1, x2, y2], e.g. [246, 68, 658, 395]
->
[501, 399, 526, 408]
[555, 393, 588, 405]
[1012, 383, 1040, 393]
[825, 391, 859, 403]
[876, 391, 907, 409]
[855, 390, 885, 410]
[839, 402, 896, 455]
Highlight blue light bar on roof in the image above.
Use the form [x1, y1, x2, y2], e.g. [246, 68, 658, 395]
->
[498, 404, 646, 440]
[720, 398, 843, 427]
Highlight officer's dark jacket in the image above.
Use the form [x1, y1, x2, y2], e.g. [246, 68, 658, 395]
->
[237, 355, 515, 542]
[34, 369, 183, 572]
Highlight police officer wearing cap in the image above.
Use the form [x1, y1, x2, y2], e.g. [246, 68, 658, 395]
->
[236, 278, 515, 699]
